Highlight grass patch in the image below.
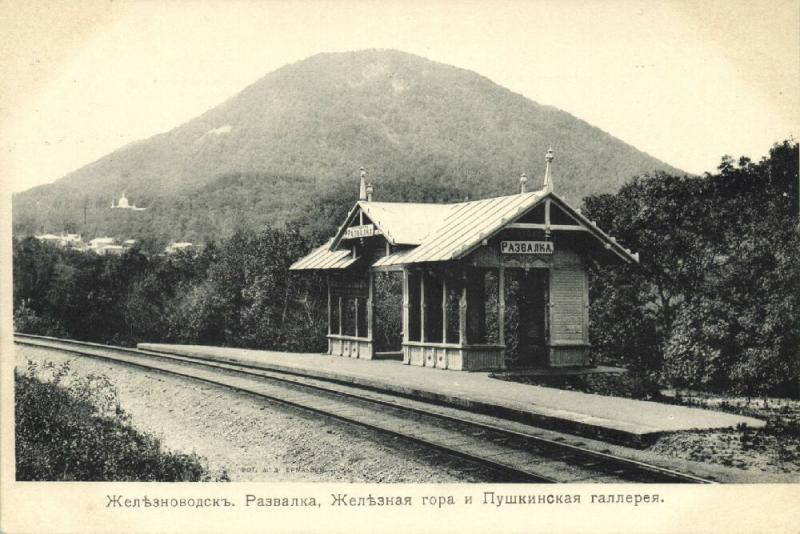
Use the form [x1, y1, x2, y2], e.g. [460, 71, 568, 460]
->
[650, 394, 800, 473]
[15, 360, 227, 481]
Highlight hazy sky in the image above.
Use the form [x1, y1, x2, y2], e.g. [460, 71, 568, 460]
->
[2, 0, 798, 193]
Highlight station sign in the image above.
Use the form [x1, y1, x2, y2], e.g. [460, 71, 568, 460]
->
[500, 240, 554, 255]
[343, 224, 375, 239]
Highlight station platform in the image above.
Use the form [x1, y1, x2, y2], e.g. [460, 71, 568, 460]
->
[138, 343, 765, 447]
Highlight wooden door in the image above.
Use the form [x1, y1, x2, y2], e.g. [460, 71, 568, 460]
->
[516, 269, 549, 367]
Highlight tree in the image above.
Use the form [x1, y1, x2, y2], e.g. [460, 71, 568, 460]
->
[583, 140, 799, 396]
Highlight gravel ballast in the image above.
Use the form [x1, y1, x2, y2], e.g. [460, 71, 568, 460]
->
[15, 346, 497, 482]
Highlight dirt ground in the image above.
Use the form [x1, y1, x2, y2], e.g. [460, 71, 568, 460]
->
[15, 346, 498, 482]
[495, 371, 799, 478]
[650, 393, 800, 476]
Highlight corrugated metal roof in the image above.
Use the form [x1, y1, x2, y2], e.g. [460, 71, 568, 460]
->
[358, 201, 451, 245]
[290, 240, 358, 270]
[292, 190, 639, 271]
[371, 247, 415, 268]
[382, 192, 546, 265]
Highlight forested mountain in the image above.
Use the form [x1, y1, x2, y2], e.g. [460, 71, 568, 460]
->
[13, 49, 682, 248]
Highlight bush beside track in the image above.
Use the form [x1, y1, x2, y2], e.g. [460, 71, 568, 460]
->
[15, 359, 224, 482]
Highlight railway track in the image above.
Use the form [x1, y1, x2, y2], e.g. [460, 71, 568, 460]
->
[14, 333, 715, 484]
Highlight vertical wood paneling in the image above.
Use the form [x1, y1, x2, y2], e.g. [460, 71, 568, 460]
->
[549, 266, 586, 344]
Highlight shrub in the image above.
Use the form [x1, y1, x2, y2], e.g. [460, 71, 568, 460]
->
[13, 300, 68, 338]
[15, 360, 219, 481]
[664, 294, 800, 397]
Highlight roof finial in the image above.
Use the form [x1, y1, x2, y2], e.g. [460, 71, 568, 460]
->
[542, 147, 554, 193]
[366, 180, 374, 202]
[359, 166, 367, 201]
[519, 172, 528, 194]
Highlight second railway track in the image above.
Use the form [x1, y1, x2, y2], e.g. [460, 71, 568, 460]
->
[14, 334, 715, 484]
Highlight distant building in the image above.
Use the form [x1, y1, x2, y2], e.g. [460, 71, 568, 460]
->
[164, 242, 195, 254]
[123, 239, 137, 248]
[35, 233, 83, 248]
[111, 192, 146, 211]
[89, 237, 115, 247]
[98, 245, 125, 256]
[63, 233, 82, 245]
[35, 233, 62, 243]
[88, 237, 116, 255]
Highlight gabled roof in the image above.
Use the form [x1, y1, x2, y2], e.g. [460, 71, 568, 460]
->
[388, 191, 546, 265]
[291, 191, 639, 271]
[359, 201, 452, 245]
[329, 200, 452, 249]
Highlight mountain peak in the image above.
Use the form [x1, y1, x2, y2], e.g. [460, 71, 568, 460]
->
[13, 49, 681, 244]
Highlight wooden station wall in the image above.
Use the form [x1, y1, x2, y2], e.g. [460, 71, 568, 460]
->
[327, 271, 373, 359]
[465, 227, 591, 367]
[400, 268, 506, 371]
[325, 203, 593, 369]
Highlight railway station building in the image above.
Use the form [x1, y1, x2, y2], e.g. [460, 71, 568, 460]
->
[290, 150, 638, 371]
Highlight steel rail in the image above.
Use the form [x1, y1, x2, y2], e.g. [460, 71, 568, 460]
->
[14, 333, 715, 484]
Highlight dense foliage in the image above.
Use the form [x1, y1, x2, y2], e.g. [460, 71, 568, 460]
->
[583, 140, 799, 397]
[13, 141, 798, 398]
[13, 227, 327, 352]
[16, 360, 215, 481]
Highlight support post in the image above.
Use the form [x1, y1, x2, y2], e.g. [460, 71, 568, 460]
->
[354, 296, 359, 338]
[442, 276, 448, 344]
[367, 271, 374, 341]
[459, 276, 467, 345]
[402, 269, 410, 344]
[420, 271, 426, 343]
[338, 296, 343, 335]
[327, 277, 332, 354]
[545, 269, 551, 345]
[498, 265, 505, 346]
[327, 277, 331, 336]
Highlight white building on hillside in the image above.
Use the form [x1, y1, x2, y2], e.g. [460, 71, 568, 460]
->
[63, 233, 82, 246]
[111, 192, 147, 211]
[88, 237, 116, 255]
[98, 245, 125, 256]
[35, 233, 62, 243]
[35, 233, 83, 248]
[165, 242, 195, 254]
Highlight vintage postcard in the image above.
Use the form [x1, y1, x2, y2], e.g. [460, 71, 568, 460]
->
[1, 0, 798, 532]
